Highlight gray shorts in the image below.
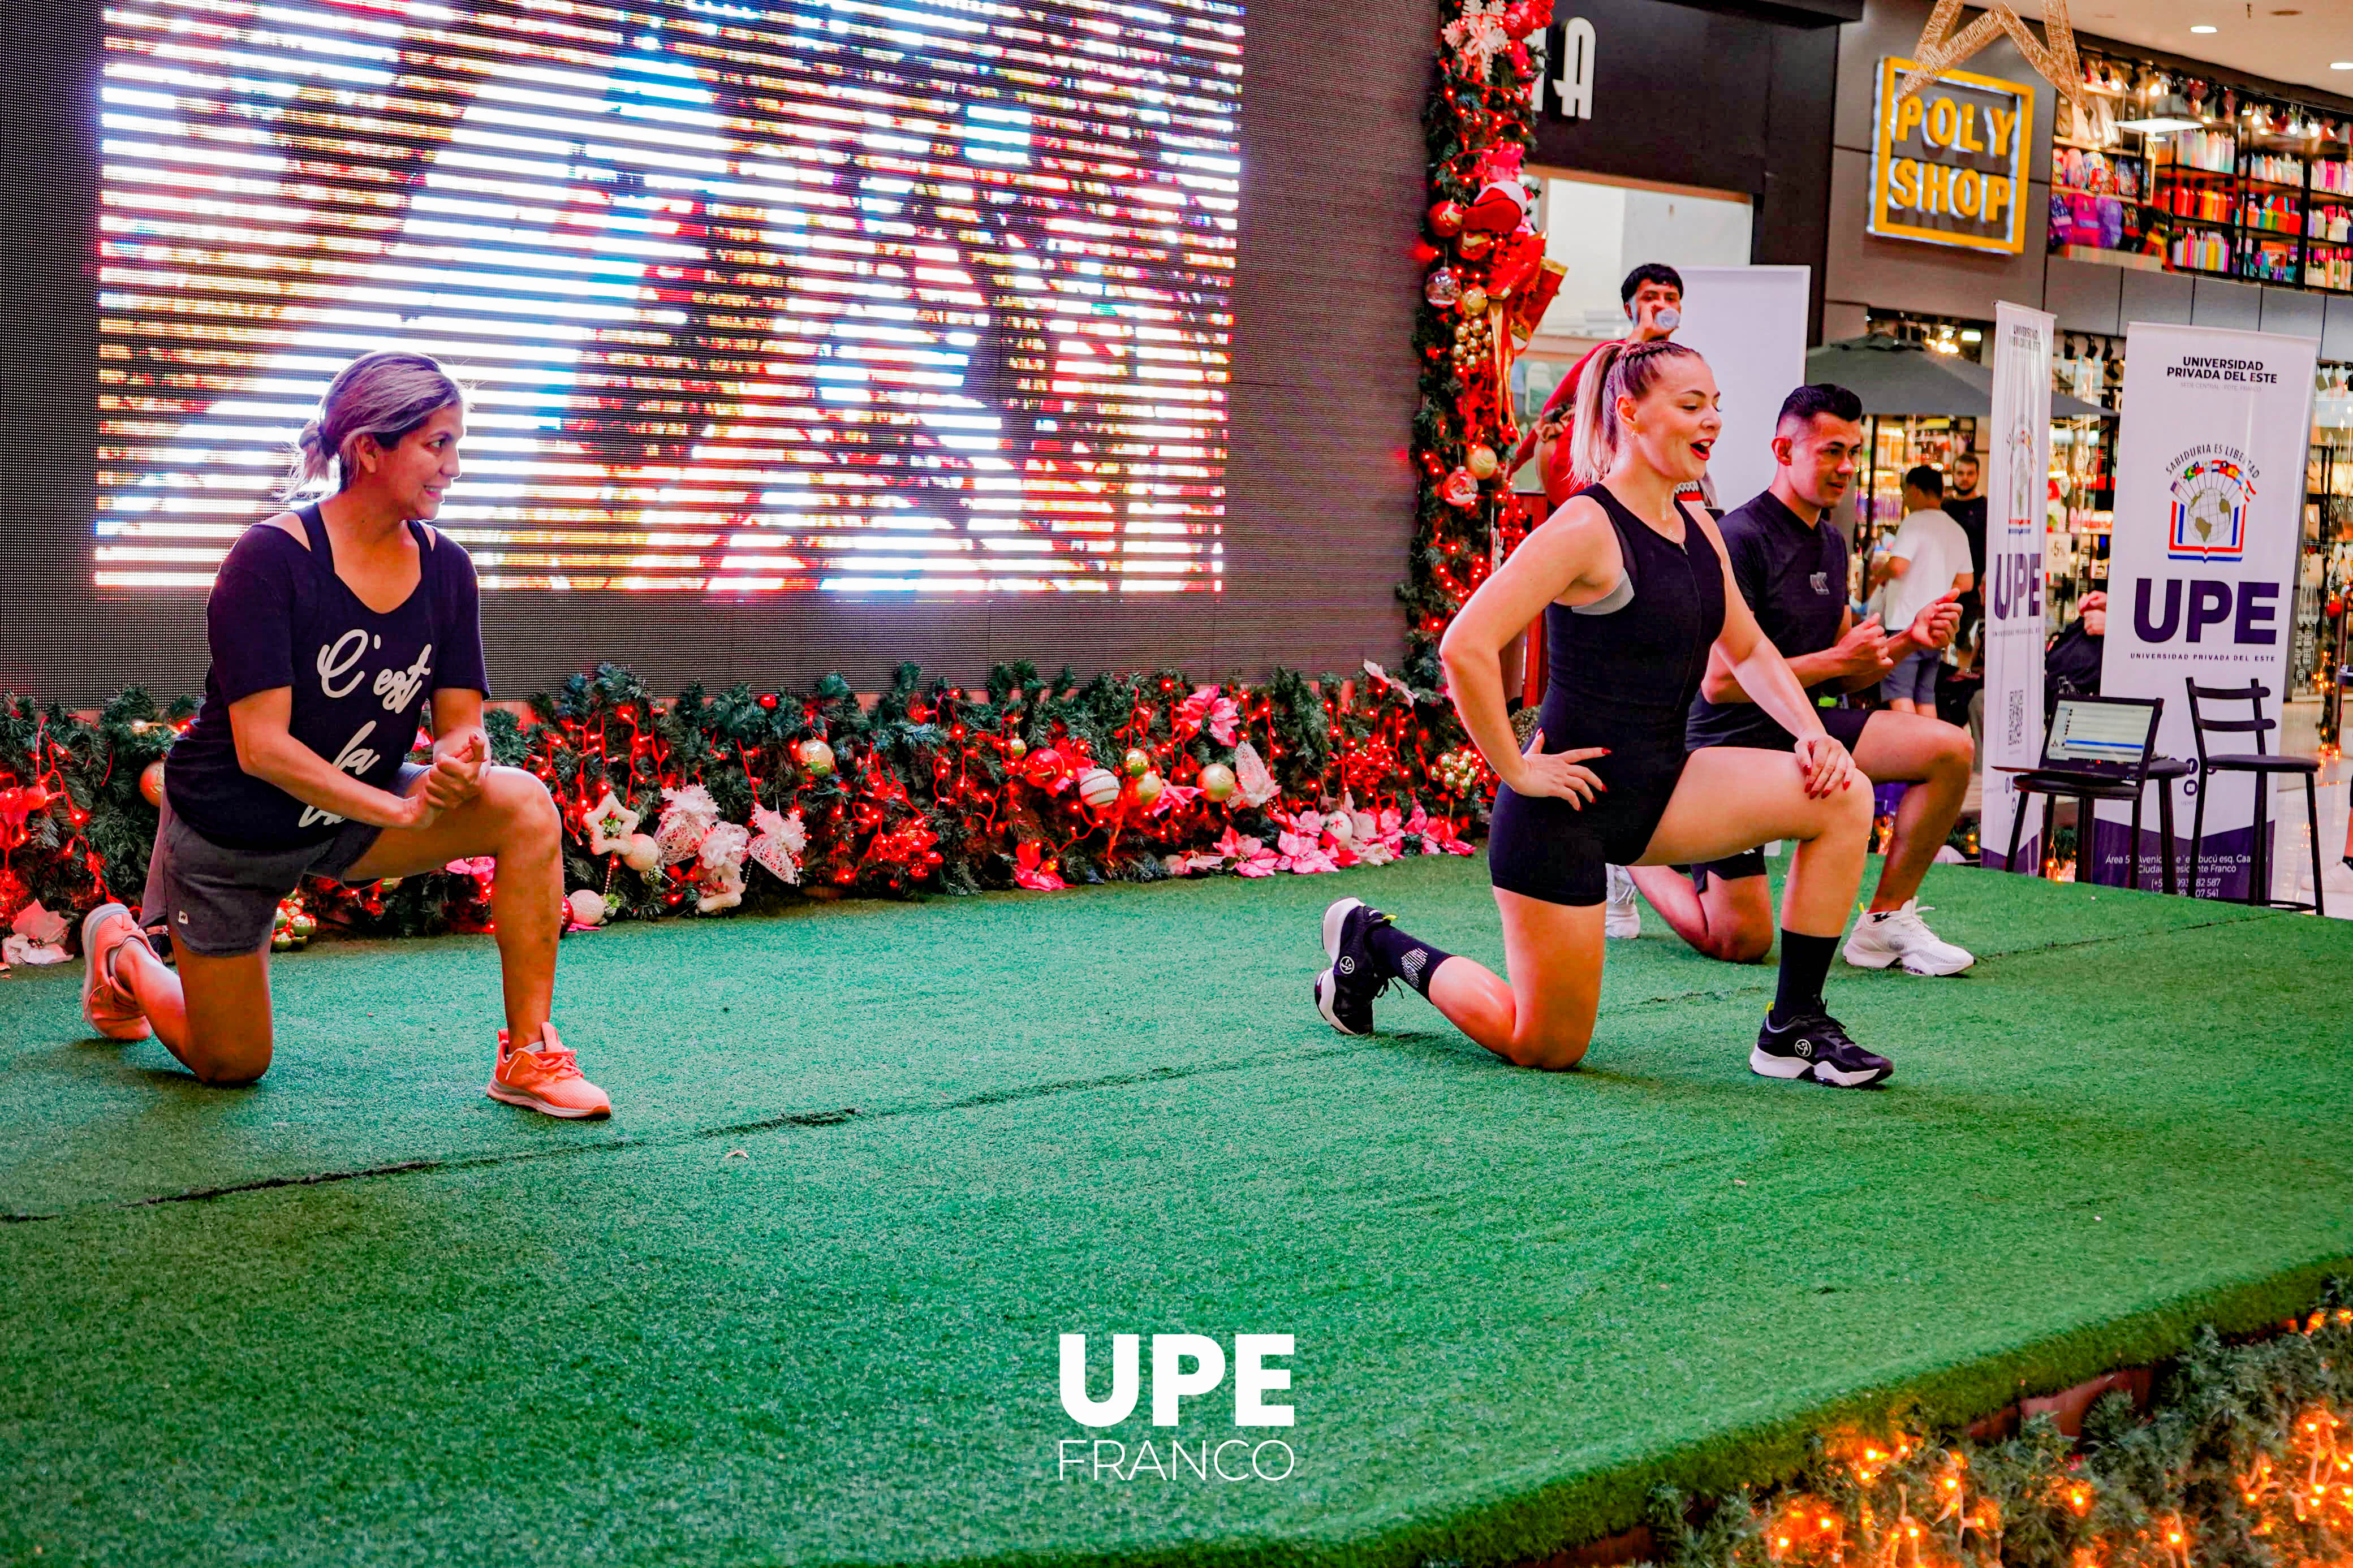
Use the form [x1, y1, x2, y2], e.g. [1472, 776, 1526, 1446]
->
[140, 763, 425, 957]
[1881, 649, 1941, 706]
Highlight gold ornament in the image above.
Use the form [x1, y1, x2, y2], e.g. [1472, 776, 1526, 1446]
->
[1896, 0, 2085, 118]
[1462, 286, 1489, 316]
[1467, 444, 1498, 480]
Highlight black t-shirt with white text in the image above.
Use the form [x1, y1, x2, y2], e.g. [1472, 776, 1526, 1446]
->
[1686, 490, 1850, 753]
[165, 504, 489, 850]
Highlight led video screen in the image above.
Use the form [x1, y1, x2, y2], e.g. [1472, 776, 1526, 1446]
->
[94, 0, 1240, 595]
[4, 0, 1429, 701]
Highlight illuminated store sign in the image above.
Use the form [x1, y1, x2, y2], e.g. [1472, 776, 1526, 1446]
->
[1869, 56, 2033, 254]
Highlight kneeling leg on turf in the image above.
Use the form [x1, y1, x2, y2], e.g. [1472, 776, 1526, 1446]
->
[1623, 863, 1773, 963]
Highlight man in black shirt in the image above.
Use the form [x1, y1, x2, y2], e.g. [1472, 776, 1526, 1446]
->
[1618, 385, 1976, 975]
[1945, 451, 1989, 651]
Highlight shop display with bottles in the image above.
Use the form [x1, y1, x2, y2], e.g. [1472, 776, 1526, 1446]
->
[2050, 54, 2353, 295]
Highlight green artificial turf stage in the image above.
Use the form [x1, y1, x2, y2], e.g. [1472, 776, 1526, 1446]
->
[2, 854, 2350, 1567]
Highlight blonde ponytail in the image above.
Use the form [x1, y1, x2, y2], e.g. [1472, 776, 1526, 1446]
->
[1568, 340, 1626, 487]
[1569, 339, 1704, 487]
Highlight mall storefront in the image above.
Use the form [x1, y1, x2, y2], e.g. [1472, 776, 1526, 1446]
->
[1824, 0, 2353, 707]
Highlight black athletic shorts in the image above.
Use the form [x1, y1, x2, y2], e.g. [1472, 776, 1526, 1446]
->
[1489, 741, 1692, 908]
[1686, 706, 1874, 885]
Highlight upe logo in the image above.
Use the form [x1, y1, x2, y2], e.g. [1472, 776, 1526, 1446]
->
[1056, 1333, 1296, 1483]
[2165, 447, 2255, 563]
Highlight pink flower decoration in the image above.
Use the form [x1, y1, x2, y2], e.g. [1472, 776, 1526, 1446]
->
[1149, 782, 1202, 819]
[1273, 831, 1338, 875]
[1176, 685, 1240, 746]
[443, 856, 497, 879]
[1013, 841, 1066, 891]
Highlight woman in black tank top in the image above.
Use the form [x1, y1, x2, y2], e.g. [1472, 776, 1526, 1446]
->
[1312, 342, 1895, 1089]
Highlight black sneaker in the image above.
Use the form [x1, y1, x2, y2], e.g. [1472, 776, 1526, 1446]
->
[1750, 1010, 1893, 1088]
[1313, 897, 1395, 1036]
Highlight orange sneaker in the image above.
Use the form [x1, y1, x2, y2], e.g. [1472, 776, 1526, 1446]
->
[80, 902, 154, 1042]
[487, 1023, 611, 1118]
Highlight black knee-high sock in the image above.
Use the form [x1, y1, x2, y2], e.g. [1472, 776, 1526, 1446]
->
[1770, 931, 1836, 1026]
[1367, 920, 1454, 997]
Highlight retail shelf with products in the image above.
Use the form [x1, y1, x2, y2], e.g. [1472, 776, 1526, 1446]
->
[2308, 243, 2353, 294]
[2047, 51, 2353, 300]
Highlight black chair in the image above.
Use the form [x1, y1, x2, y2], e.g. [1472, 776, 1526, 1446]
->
[2003, 694, 2179, 891]
[2183, 679, 2324, 914]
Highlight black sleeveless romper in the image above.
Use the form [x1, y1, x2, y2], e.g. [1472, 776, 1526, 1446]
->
[1488, 484, 1727, 907]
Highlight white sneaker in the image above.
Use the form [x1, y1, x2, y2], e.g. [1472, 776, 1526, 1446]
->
[1842, 900, 1975, 976]
[1604, 865, 1641, 939]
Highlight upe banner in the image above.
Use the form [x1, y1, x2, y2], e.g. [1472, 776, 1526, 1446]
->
[2098, 323, 2317, 896]
[1980, 301, 2053, 872]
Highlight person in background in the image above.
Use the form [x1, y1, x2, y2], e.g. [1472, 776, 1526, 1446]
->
[1509, 264, 1686, 511]
[1944, 451, 1989, 649]
[1868, 466, 1975, 715]
[2044, 588, 2105, 705]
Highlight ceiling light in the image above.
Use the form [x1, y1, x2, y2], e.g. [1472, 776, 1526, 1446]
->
[2118, 114, 2204, 132]
[2190, 23, 2217, 32]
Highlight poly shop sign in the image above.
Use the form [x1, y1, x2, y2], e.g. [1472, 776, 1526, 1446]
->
[1869, 58, 2033, 255]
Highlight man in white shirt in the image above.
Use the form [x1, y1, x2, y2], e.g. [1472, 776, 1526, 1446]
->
[1868, 465, 1976, 714]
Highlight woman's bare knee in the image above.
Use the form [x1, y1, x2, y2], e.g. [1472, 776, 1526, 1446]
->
[488, 769, 561, 854]
[1504, 1026, 1592, 1071]
[188, 1039, 272, 1086]
[1822, 776, 1874, 836]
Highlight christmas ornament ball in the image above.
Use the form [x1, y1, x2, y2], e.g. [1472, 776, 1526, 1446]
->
[1027, 745, 1064, 781]
[1427, 200, 1466, 237]
[1199, 762, 1238, 803]
[1122, 747, 1151, 779]
[1466, 444, 1499, 480]
[1423, 267, 1460, 308]
[1077, 767, 1122, 811]
[139, 759, 167, 807]
[622, 833, 662, 872]
[1324, 810, 1354, 845]
[1006, 736, 1028, 761]
[1440, 467, 1480, 507]
[1462, 286, 1489, 316]
[567, 888, 609, 928]
[797, 738, 837, 778]
[1132, 770, 1165, 809]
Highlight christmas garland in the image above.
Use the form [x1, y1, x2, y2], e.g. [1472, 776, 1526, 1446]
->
[1652, 1287, 2353, 1568]
[0, 661, 1488, 947]
[1403, 0, 1555, 688]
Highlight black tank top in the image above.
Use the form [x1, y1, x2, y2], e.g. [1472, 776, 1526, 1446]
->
[1536, 483, 1726, 757]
